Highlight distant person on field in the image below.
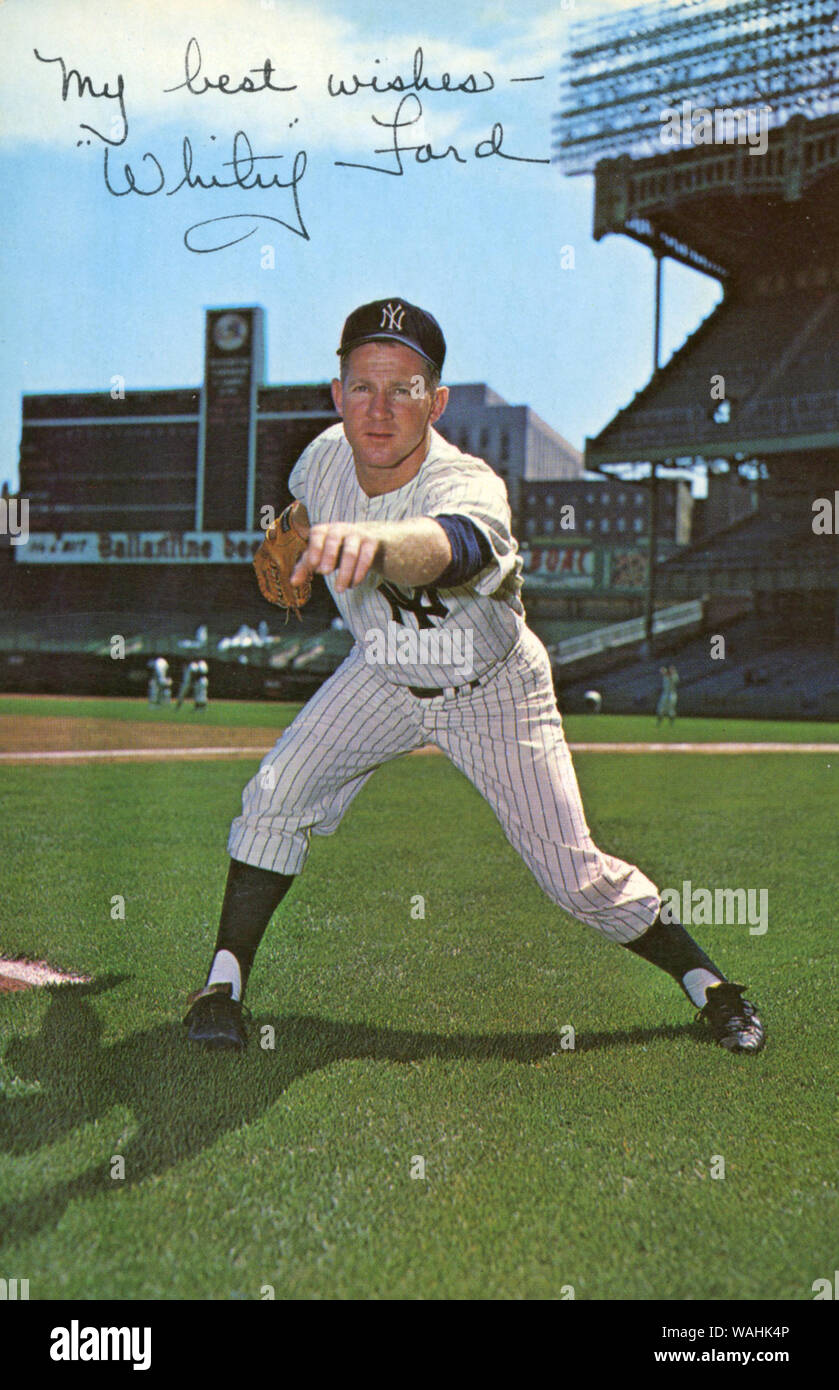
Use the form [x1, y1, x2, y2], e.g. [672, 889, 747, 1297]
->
[585, 689, 603, 714]
[177, 659, 210, 710]
[147, 656, 170, 706]
[192, 660, 209, 710]
[656, 664, 679, 726]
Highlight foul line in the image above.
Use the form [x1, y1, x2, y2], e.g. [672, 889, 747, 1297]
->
[0, 741, 838, 765]
[568, 742, 839, 754]
[0, 746, 265, 762]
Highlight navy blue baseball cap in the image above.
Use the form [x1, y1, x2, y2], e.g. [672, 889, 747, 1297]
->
[338, 298, 446, 374]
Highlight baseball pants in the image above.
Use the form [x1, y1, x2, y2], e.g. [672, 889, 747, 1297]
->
[228, 626, 661, 943]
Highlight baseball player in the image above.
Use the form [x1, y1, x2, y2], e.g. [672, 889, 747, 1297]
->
[147, 656, 171, 706]
[177, 659, 209, 710]
[184, 298, 764, 1055]
[656, 664, 679, 725]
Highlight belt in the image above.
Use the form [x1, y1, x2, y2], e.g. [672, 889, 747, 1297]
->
[408, 677, 482, 699]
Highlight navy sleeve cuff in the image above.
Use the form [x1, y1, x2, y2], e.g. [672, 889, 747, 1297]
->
[434, 514, 494, 588]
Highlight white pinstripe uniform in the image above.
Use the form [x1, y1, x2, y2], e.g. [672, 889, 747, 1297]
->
[148, 656, 171, 705]
[178, 659, 209, 707]
[228, 424, 660, 943]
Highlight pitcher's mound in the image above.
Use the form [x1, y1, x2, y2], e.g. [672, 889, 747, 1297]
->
[0, 958, 92, 993]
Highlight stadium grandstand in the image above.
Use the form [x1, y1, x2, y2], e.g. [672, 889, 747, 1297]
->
[553, 0, 839, 717]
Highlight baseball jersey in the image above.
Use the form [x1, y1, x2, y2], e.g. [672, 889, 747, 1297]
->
[288, 423, 525, 688]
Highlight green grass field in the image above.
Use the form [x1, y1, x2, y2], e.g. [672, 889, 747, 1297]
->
[0, 699, 836, 1300]
[4, 693, 839, 742]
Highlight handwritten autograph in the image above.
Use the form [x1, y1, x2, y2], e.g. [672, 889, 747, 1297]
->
[34, 48, 128, 145]
[327, 46, 495, 97]
[163, 36, 297, 97]
[102, 133, 309, 250]
[32, 39, 548, 253]
[336, 93, 549, 174]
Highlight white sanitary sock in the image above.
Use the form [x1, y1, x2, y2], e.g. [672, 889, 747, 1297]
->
[682, 967, 723, 1008]
[206, 949, 242, 1002]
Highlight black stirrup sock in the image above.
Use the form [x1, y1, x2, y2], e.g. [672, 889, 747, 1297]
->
[210, 858, 295, 994]
[624, 913, 724, 997]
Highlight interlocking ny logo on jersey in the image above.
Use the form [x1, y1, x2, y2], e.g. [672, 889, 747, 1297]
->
[379, 581, 449, 629]
[380, 302, 406, 332]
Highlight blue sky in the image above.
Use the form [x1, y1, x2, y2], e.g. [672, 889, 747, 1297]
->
[0, 0, 721, 493]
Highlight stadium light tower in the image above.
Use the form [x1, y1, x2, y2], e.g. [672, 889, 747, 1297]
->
[554, 0, 839, 175]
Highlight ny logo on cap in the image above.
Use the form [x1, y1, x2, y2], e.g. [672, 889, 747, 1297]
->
[380, 302, 406, 332]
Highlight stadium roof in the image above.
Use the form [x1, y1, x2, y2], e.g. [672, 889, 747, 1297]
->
[591, 111, 839, 278]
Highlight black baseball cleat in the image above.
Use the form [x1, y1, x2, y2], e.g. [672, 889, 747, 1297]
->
[183, 982, 248, 1050]
[697, 982, 765, 1053]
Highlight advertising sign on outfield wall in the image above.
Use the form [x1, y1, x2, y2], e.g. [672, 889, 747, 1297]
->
[16, 532, 264, 563]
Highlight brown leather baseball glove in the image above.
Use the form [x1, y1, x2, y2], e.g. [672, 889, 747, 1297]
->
[253, 501, 311, 615]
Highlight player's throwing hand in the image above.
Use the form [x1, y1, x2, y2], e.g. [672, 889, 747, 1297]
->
[291, 522, 383, 594]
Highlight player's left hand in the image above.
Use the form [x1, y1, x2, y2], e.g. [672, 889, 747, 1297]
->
[291, 522, 383, 594]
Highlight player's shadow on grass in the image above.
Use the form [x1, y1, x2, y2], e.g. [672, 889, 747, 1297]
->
[0, 979, 698, 1249]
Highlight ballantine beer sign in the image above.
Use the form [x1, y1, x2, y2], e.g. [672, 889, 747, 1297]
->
[16, 531, 264, 564]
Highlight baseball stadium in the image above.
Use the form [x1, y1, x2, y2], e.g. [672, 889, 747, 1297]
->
[0, 0, 837, 1316]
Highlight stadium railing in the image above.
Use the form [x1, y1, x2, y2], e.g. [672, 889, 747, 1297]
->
[548, 600, 703, 667]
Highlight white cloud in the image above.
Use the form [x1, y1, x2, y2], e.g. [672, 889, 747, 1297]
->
[1, 0, 559, 156]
